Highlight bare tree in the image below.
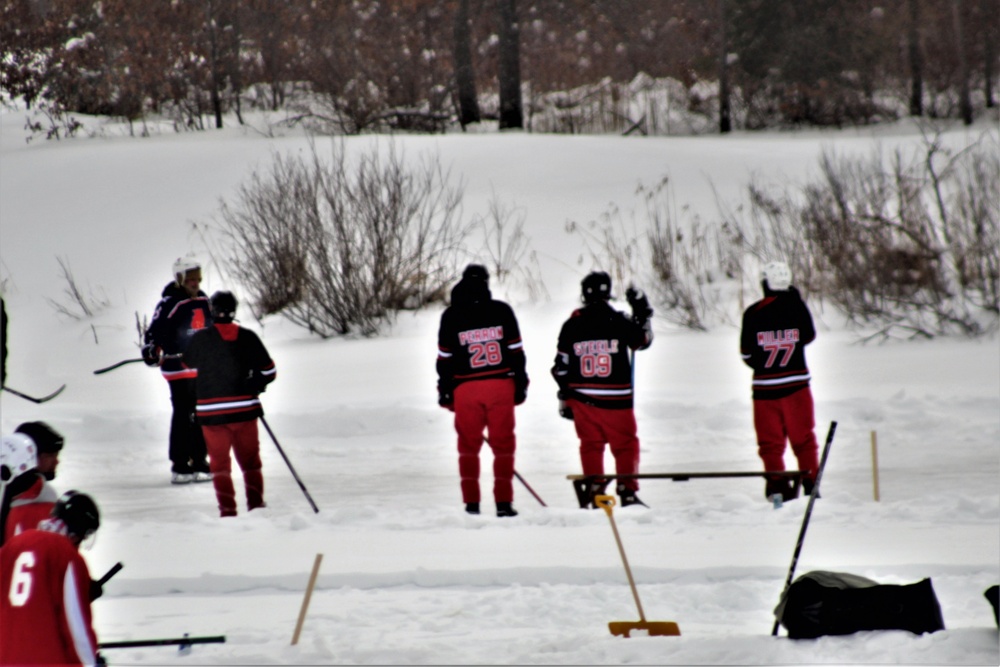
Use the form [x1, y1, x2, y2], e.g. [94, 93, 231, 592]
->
[907, 0, 924, 116]
[951, 0, 973, 125]
[453, 0, 481, 128]
[496, 0, 523, 130]
[718, 0, 732, 133]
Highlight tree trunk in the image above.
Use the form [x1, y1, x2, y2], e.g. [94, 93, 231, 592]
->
[908, 0, 923, 116]
[497, 0, 523, 130]
[718, 0, 731, 133]
[952, 0, 973, 125]
[453, 0, 480, 128]
[981, 0, 997, 107]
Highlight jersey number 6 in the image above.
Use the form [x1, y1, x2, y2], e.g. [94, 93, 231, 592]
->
[8, 551, 36, 607]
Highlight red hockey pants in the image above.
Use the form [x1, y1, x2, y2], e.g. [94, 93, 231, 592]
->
[568, 399, 640, 492]
[753, 387, 819, 481]
[202, 420, 265, 517]
[453, 379, 516, 504]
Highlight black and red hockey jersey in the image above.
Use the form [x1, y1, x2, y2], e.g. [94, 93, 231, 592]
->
[551, 301, 652, 410]
[740, 285, 816, 399]
[183, 323, 276, 425]
[436, 278, 527, 398]
[145, 282, 212, 381]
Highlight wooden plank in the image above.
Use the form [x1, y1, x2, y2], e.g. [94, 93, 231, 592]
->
[566, 471, 804, 481]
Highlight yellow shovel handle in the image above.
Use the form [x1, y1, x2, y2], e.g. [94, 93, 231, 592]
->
[594, 494, 646, 621]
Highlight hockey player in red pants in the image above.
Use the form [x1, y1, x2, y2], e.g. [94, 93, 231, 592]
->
[437, 265, 529, 518]
[740, 261, 819, 501]
[552, 271, 653, 508]
[183, 291, 276, 517]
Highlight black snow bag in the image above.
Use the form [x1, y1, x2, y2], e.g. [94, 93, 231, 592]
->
[774, 571, 945, 639]
[986, 585, 999, 627]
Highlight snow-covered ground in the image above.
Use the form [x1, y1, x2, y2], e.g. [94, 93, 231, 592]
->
[1, 106, 997, 664]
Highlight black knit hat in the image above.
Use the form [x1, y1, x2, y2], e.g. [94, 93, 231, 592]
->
[462, 264, 489, 282]
[15, 421, 64, 454]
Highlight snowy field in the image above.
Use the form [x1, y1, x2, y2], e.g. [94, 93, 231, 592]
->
[1, 105, 998, 665]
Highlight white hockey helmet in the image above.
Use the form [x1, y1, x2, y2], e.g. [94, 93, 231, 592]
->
[172, 257, 201, 285]
[1, 433, 38, 482]
[761, 261, 792, 291]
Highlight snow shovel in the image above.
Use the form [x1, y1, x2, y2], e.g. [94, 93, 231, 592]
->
[595, 495, 680, 638]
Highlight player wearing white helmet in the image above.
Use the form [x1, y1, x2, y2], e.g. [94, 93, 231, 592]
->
[1, 422, 63, 545]
[142, 257, 213, 484]
[740, 261, 819, 502]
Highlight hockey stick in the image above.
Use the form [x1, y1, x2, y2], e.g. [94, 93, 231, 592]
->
[98, 562, 123, 586]
[514, 470, 548, 507]
[2, 384, 66, 403]
[99, 635, 225, 649]
[482, 434, 547, 507]
[260, 416, 320, 514]
[771, 420, 838, 636]
[93, 358, 144, 374]
[94, 353, 182, 375]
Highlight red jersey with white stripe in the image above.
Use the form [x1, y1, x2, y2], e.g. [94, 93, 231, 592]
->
[740, 286, 816, 399]
[4, 475, 59, 543]
[551, 301, 652, 410]
[0, 527, 98, 666]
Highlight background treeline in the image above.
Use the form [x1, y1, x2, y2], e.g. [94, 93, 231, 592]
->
[2, 0, 997, 136]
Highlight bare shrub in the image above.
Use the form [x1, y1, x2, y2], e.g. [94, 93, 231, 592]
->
[567, 177, 739, 331]
[725, 129, 999, 339]
[218, 140, 470, 337]
[46, 256, 109, 319]
[474, 192, 548, 302]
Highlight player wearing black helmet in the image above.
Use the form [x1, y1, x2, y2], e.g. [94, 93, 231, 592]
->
[552, 271, 653, 507]
[0, 490, 101, 665]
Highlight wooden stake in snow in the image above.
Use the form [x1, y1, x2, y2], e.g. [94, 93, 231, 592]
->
[871, 431, 881, 502]
[291, 554, 323, 646]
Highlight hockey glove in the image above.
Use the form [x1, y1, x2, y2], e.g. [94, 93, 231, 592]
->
[514, 387, 527, 406]
[626, 286, 653, 323]
[557, 391, 574, 420]
[245, 369, 270, 395]
[438, 391, 454, 412]
[141, 343, 161, 366]
[89, 578, 104, 601]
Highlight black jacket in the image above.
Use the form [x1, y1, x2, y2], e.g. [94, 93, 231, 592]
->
[183, 323, 276, 425]
[740, 285, 816, 400]
[551, 300, 652, 410]
[436, 277, 528, 400]
[145, 282, 212, 380]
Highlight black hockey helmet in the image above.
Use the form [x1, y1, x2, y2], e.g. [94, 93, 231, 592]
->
[15, 421, 64, 453]
[52, 490, 100, 541]
[581, 271, 612, 304]
[210, 290, 238, 323]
